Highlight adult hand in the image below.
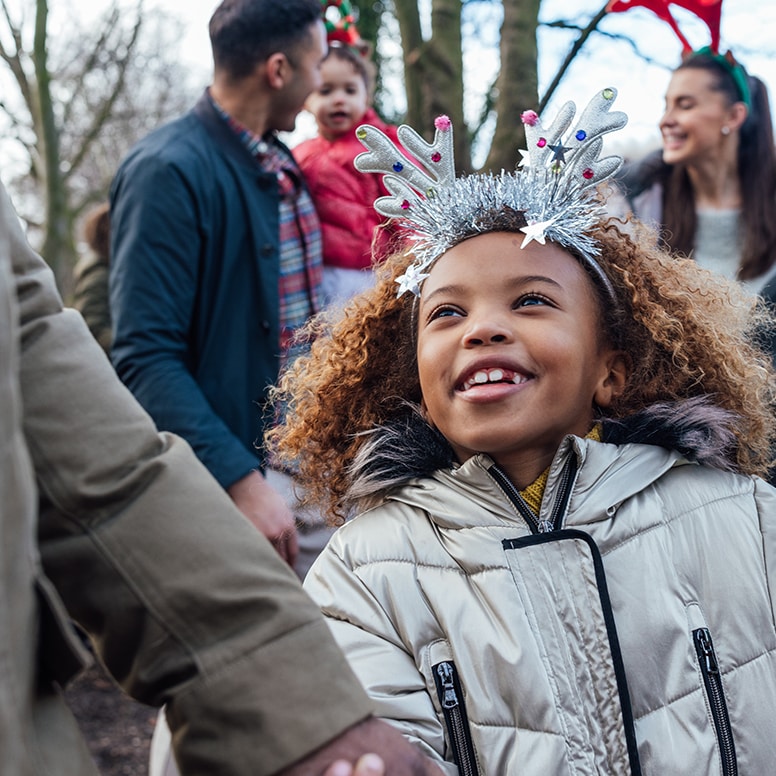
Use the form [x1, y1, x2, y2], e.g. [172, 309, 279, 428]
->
[276, 717, 444, 776]
[227, 470, 298, 567]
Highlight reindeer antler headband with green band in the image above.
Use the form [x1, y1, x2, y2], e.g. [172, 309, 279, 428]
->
[354, 87, 628, 299]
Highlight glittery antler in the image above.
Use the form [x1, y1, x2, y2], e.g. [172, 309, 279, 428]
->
[354, 116, 456, 219]
[354, 88, 628, 298]
[520, 87, 627, 187]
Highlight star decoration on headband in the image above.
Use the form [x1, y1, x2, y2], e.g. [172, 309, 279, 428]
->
[548, 143, 571, 163]
[520, 217, 558, 248]
[354, 88, 627, 300]
[395, 264, 430, 297]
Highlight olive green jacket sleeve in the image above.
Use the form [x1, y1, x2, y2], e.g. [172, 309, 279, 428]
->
[3, 180, 371, 775]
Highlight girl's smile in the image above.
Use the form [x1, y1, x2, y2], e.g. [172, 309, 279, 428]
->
[416, 232, 627, 487]
[455, 360, 531, 398]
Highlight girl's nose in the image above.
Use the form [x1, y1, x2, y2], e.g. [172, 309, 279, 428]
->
[462, 316, 511, 346]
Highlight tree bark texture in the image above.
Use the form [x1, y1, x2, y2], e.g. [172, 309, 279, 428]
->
[484, 0, 540, 173]
[393, 0, 471, 173]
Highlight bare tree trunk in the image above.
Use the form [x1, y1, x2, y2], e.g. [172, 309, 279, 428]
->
[424, 0, 469, 172]
[484, 0, 540, 173]
[392, 0, 470, 172]
[392, 0, 424, 128]
[34, 0, 75, 286]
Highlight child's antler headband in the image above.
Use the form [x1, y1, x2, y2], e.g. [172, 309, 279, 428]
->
[354, 88, 627, 298]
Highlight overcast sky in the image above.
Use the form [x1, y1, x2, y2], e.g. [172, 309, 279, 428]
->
[154, 0, 774, 162]
[1, 0, 772, 168]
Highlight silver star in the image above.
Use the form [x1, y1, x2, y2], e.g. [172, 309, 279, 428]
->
[520, 216, 557, 248]
[396, 264, 431, 297]
[517, 148, 531, 169]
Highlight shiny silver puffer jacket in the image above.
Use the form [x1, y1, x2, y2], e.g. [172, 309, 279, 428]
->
[305, 402, 776, 775]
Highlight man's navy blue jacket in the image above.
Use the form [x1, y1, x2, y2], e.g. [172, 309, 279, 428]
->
[110, 93, 287, 488]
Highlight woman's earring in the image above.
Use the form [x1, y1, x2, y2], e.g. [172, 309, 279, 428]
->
[721, 125, 731, 136]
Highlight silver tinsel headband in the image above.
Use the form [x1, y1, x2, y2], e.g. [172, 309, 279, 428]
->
[354, 87, 628, 298]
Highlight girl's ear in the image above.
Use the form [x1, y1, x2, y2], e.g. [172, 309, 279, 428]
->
[594, 350, 629, 408]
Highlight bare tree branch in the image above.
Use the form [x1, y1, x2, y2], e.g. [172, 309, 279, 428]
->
[0, 0, 196, 288]
[60, 3, 123, 126]
[0, 0, 35, 117]
[539, 2, 609, 113]
[66, 6, 144, 180]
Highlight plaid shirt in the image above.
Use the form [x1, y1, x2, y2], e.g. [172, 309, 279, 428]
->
[210, 93, 323, 369]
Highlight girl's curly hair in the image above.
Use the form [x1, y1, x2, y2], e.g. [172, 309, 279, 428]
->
[266, 218, 776, 523]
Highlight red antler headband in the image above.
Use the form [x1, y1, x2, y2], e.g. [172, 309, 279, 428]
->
[606, 0, 750, 108]
[606, 0, 722, 54]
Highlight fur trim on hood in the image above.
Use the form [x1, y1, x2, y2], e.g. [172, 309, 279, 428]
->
[345, 397, 739, 504]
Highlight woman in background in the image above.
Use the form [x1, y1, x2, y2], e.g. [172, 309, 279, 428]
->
[617, 50, 776, 295]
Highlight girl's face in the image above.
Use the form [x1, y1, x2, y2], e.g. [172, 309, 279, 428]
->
[660, 68, 739, 167]
[416, 232, 626, 487]
[304, 54, 368, 141]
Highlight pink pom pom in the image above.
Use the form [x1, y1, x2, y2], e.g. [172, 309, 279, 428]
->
[434, 115, 452, 132]
[521, 110, 539, 127]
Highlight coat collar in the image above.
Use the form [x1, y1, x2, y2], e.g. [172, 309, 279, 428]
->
[346, 397, 739, 525]
[380, 435, 683, 532]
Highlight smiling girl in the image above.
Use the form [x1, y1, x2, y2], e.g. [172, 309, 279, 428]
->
[268, 91, 776, 775]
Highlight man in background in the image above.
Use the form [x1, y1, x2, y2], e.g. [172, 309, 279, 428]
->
[110, 0, 330, 574]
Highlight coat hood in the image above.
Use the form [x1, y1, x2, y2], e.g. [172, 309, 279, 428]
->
[346, 397, 739, 508]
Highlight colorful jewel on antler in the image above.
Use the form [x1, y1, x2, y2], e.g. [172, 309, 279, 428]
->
[354, 88, 627, 299]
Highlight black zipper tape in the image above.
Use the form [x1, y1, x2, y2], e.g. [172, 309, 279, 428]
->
[432, 659, 480, 776]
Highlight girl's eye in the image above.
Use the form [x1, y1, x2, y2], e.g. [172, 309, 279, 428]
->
[428, 305, 463, 322]
[516, 293, 551, 308]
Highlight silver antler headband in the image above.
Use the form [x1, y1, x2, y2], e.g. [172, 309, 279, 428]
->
[354, 87, 628, 298]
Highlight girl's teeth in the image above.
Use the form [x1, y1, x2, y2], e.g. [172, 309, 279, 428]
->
[468, 368, 509, 389]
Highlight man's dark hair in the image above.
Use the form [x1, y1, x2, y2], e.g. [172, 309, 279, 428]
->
[209, 0, 322, 80]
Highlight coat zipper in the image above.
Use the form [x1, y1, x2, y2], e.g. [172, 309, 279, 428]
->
[432, 661, 479, 776]
[693, 628, 738, 776]
[489, 454, 578, 533]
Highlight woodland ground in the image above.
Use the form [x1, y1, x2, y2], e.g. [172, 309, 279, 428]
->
[64, 660, 158, 776]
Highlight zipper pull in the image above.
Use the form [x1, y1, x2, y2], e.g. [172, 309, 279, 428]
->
[537, 519, 553, 533]
[436, 662, 460, 709]
[696, 628, 719, 674]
